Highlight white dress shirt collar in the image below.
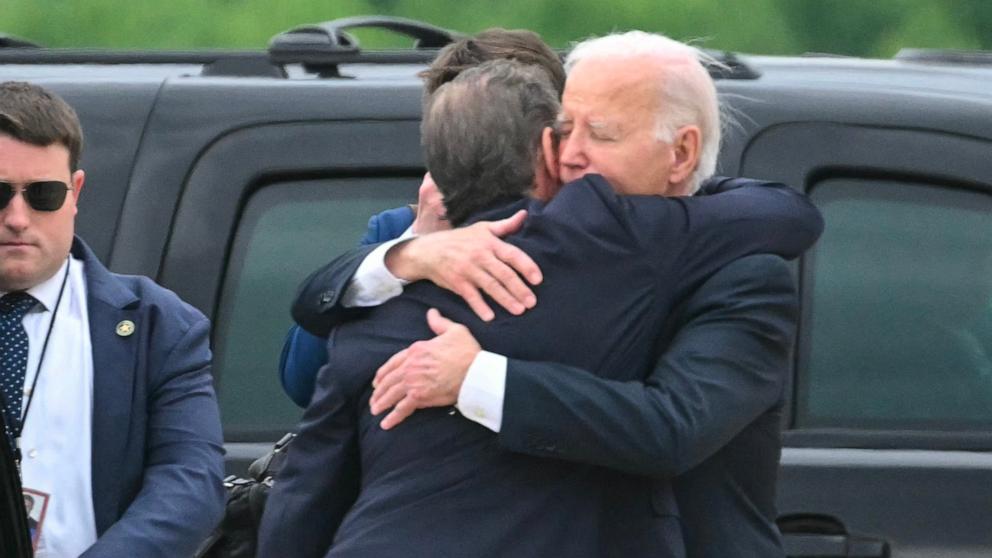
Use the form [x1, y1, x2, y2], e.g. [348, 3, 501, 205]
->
[0, 258, 70, 313]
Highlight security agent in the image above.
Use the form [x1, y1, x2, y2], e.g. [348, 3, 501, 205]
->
[0, 81, 224, 557]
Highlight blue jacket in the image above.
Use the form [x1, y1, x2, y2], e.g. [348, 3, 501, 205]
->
[74, 237, 225, 558]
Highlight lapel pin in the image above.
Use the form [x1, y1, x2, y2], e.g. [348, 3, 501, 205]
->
[116, 320, 135, 337]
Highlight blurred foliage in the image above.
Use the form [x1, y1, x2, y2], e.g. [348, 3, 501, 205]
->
[2, 0, 991, 56]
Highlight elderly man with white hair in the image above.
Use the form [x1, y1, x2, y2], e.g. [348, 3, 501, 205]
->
[292, 31, 818, 557]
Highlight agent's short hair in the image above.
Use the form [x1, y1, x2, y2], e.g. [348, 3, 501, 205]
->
[422, 60, 559, 226]
[421, 28, 565, 98]
[0, 81, 83, 171]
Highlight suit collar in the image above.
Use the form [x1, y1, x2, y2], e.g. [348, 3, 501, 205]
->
[70, 237, 139, 311]
[72, 237, 140, 535]
[462, 197, 535, 226]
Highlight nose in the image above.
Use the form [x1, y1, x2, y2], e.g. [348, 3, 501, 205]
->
[1, 191, 31, 232]
[558, 130, 589, 175]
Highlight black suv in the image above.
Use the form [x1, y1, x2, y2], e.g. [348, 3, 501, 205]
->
[2, 17, 991, 558]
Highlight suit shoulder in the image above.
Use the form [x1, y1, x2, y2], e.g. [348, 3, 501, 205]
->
[718, 254, 791, 278]
[543, 175, 639, 231]
[109, 272, 208, 331]
[697, 254, 795, 300]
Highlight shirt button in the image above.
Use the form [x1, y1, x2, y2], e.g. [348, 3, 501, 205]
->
[470, 406, 487, 419]
[28, 449, 38, 459]
[23, 387, 31, 396]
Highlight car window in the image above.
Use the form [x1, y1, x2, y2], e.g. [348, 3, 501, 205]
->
[798, 178, 992, 430]
[213, 177, 419, 441]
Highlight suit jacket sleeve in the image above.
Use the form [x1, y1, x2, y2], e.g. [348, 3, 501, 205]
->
[257, 346, 364, 558]
[291, 207, 415, 337]
[82, 314, 225, 558]
[498, 254, 796, 478]
[291, 243, 381, 337]
[609, 174, 822, 291]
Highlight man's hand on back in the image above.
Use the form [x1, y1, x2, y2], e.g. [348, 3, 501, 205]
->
[385, 209, 542, 321]
[371, 309, 482, 429]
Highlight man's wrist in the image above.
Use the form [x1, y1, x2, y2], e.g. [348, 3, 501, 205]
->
[384, 237, 422, 282]
[342, 237, 413, 308]
[456, 350, 507, 433]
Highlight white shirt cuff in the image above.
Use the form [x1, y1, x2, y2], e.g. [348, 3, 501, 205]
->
[456, 350, 507, 432]
[342, 229, 415, 308]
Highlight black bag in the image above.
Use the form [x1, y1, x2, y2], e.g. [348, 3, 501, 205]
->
[196, 433, 296, 558]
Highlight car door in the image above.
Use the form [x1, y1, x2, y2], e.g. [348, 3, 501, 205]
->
[739, 121, 992, 557]
[127, 79, 427, 472]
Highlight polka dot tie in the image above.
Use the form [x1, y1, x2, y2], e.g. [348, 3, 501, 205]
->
[0, 292, 37, 451]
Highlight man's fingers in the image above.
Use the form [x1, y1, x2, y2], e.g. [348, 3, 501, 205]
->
[481, 253, 536, 311]
[487, 209, 527, 237]
[379, 397, 418, 430]
[473, 264, 526, 316]
[449, 257, 530, 317]
[426, 308, 455, 336]
[452, 281, 495, 322]
[467, 263, 527, 316]
[494, 241, 542, 287]
[373, 348, 409, 388]
[370, 380, 408, 416]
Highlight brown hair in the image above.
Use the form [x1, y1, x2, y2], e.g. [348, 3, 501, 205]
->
[0, 81, 83, 171]
[423, 60, 559, 226]
[420, 28, 565, 97]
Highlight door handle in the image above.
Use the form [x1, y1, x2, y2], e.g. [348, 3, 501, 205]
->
[779, 514, 890, 558]
[783, 533, 889, 557]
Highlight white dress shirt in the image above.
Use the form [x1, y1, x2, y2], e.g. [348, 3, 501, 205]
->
[342, 231, 508, 431]
[5, 256, 99, 557]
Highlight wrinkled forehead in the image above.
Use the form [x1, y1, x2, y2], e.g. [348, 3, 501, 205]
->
[0, 135, 73, 180]
[560, 57, 668, 121]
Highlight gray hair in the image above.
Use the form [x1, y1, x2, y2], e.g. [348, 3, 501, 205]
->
[565, 31, 721, 193]
[422, 59, 560, 226]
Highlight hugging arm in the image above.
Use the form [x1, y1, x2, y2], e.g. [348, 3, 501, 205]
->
[616, 176, 822, 286]
[498, 254, 796, 476]
[292, 243, 381, 338]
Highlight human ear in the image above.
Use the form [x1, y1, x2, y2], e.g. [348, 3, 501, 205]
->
[533, 127, 561, 201]
[541, 127, 559, 184]
[70, 169, 85, 214]
[668, 125, 700, 186]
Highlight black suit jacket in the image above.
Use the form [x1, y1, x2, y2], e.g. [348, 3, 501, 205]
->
[262, 175, 821, 558]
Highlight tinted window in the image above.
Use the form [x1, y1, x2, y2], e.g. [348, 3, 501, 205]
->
[214, 178, 419, 440]
[798, 178, 992, 430]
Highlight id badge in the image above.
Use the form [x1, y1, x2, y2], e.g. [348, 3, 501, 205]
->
[21, 488, 50, 552]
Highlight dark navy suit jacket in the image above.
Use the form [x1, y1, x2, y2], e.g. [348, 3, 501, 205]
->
[500, 254, 797, 557]
[259, 176, 821, 558]
[72, 238, 225, 558]
[285, 177, 815, 557]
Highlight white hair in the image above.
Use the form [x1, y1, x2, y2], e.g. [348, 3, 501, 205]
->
[565, 31, 722, 193]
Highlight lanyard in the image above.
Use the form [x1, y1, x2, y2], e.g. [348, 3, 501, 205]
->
[11, 258, 70, 476]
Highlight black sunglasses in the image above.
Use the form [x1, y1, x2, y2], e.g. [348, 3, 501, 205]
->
[0, 181, 73, 212]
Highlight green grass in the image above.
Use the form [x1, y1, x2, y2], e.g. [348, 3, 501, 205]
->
[2, 0, 990, 56]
